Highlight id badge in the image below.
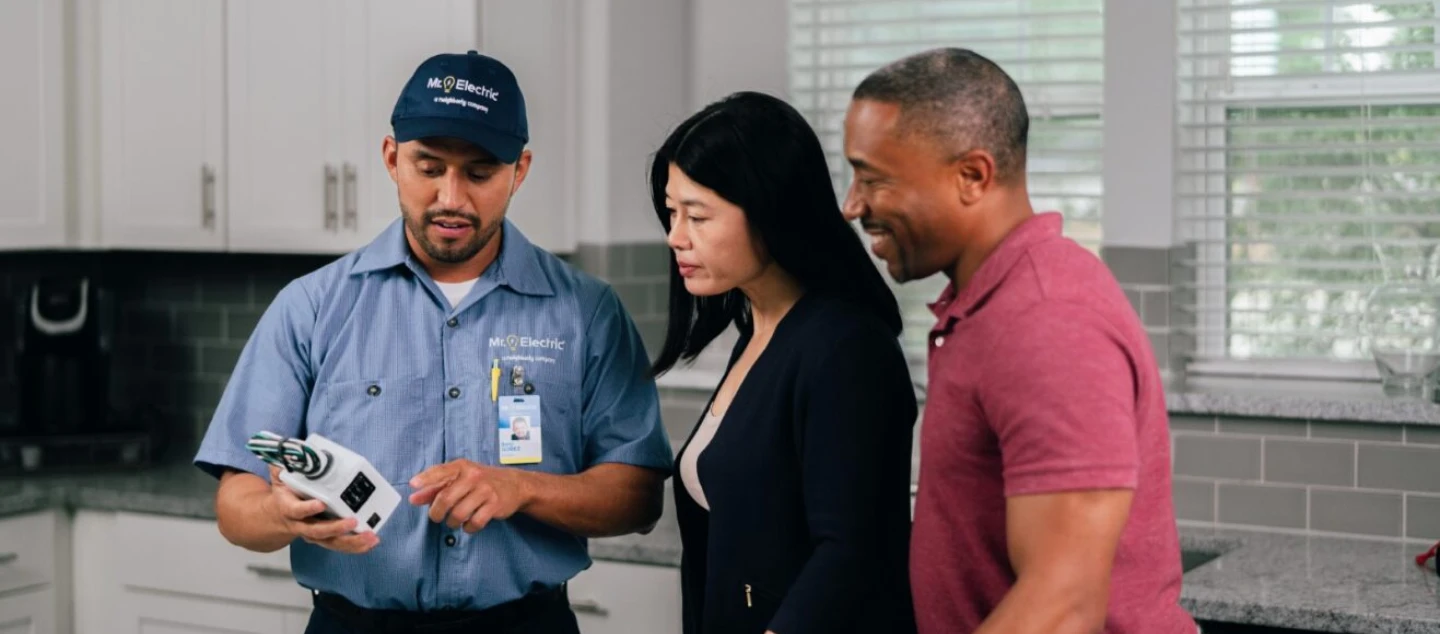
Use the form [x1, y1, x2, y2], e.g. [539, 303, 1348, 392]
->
[498, 395, 542, 465]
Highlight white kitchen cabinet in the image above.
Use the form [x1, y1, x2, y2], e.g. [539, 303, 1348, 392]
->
[358, 0, 482, 243]
[0, 0, 67, 250]
[0, 589, 56, 634]
[97, 0, 227, 251]
[568, 560, 681, 634]
[225, 0, 360, 254]
[0, 511, 66, 634]
[73, 511, 312, 634]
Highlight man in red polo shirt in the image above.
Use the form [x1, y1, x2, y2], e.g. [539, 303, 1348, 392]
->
[841, 47, 1197, 634]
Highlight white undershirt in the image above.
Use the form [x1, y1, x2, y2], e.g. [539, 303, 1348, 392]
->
[435, 279, 479, 309]
[680, 408, 725, 511]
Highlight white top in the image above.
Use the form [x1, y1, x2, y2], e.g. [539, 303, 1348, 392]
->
[680, 408, 725, 511]
[435, 279, 479, 308]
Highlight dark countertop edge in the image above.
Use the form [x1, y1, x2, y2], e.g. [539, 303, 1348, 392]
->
[1181, 599, 1440, 634]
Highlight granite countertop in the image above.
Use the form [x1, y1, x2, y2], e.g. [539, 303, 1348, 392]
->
[1166, 379, 1440, 427]
[0, 461, 682, 568]
[9, 463, 1440, 631]
[1179, 526, 1440, 633]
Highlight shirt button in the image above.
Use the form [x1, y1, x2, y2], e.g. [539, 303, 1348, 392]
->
[934, 336, 946, 348]
[449, 387, 461, 399]
[367, 385, 381, 396]
[447, 318, 458, 328]
[444, 535, 457, 547]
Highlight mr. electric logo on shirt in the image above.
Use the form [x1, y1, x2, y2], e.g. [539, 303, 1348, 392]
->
[491, 334, 566, 353]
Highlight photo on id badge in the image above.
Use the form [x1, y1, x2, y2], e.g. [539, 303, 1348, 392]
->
[499, 395, 542, 465]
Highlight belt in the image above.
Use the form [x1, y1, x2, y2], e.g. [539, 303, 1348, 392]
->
[312, 584, 569, 633]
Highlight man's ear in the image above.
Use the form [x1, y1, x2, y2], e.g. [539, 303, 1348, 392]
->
[509, 148, 533, 195]
[953, 149, 998, 206]
[383, 136, 401, 184]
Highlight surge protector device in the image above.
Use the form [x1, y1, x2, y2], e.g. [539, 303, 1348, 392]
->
[246, 431, 401, 534]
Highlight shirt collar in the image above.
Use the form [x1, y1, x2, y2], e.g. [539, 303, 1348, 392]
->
[929, 211, 1065, 323]
[349, 217, 555, 297]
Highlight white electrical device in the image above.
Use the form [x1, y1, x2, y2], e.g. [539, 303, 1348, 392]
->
[246, 431, 401, 534]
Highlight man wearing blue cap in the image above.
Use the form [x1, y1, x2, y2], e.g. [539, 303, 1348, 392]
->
[193, 51, 673, 633]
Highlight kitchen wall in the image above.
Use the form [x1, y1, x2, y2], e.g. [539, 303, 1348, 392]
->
[1172, 414, 1440, 542]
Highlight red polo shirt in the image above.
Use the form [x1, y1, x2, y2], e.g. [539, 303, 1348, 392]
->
[910, 212, 1195, 634]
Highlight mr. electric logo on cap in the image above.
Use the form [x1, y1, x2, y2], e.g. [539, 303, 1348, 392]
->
[426, 75, 500, 102]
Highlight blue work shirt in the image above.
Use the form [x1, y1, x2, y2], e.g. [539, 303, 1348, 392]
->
[193, 217, 673, 611]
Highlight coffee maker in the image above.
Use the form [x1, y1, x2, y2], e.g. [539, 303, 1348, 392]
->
[1, 276, 153, 472]
[15, 276, 114, 432]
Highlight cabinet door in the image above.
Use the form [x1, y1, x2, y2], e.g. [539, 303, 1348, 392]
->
[98, 0, 226, 250]
[226, 0, 358, 254]
[356, 0, 481, 243]
[0, 0, 66, 250]
[0, 589, 56, 634]
[567, 561, 682, 634]
[121, 591, 293, 634]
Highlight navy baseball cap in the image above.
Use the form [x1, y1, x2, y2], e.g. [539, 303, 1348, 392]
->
[391, 51, 529, 163]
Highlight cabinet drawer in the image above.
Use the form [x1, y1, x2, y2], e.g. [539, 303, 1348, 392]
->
[0, 510, 58, 594]
[113, 512, 312, 610]
[567, 560, 681, 634]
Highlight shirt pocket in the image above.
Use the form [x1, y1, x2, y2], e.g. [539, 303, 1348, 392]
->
[498, 368, 582, 476]
[313, 375, 439, 486]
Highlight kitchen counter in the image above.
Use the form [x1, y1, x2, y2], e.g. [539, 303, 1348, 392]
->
[0, 461, 682, 568]
[1179, 526, 1440, 633]
[9, 464, 1440, 631]
[1166, 380, 1440, 427]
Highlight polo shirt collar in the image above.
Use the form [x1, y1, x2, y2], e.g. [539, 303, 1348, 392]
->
[929, 211, 1064, 324]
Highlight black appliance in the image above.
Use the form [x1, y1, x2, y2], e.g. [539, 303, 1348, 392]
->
[1, 277, 157, 473]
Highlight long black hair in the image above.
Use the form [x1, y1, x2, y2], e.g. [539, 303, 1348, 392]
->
[649, 91, 903, 376]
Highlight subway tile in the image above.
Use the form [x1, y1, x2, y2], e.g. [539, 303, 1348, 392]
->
[571, 243, 610, 278]
[197, 275, 251, 306]
[225, 307, 266, 343]
[122, 306, 173, 340]
[1406, 495, 1440, 541]
[1124, 289, 1142, 317]
[174, 307, 224, 342]
[1358, 444, 1440, 493]
[1311, 421, 1404, 442]
[1143, 291, 1170, 328]
[1310, 489, 1402, 537]
[151, 344, 197, 375]
[141, 276, 198, 305]
[1173, 478, 1215, 522]
[1218, 417, 1308, 437]
[199, 343, 244, 376]
[630, 243, 672, 278]
[1174, 436, 1261, 480]
[1148, 332, 1171, 369]
[1405, 425, 1440, 446]
[1264, 439, 1354, 486]
[613, 282, 652, 318]
[251, 274, 293, 307]
[184, 377, 229, 411]
[1169, 415, 1217, 433]
[1218, 483, 1307, 529]
[1101, 246, 1170, 285]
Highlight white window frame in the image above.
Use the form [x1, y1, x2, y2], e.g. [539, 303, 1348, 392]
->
[1178, 0, 1440, 382]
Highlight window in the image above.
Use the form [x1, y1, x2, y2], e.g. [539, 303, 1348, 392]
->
[1178, 0, 1440, 375]
[788, 0, 1105, 383]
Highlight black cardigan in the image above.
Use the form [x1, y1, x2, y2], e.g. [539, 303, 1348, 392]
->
[673, 294, 918, 634]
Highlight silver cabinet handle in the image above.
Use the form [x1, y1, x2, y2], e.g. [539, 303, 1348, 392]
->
[245, 563, 294, 579]
[569, 599, 609, 617]
[0, 553, 16, 566]
[324, 164, 339, 231]
[201, 164, 217, 229]
[343, 162, 358, 230]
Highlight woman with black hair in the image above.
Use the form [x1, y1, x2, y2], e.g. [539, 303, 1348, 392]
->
[651, 91, 918, 634]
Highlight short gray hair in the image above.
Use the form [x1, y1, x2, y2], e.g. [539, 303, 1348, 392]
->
[853, 48, 1029, 182]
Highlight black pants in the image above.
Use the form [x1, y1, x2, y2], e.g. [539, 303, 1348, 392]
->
[303, 589, 581, 634]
